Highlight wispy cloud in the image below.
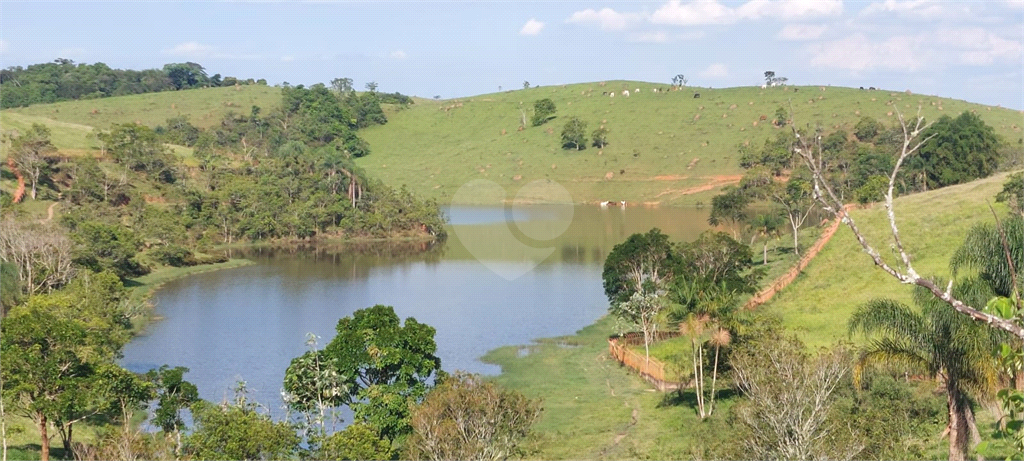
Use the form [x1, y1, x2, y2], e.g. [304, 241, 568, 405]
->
[520, 19, 545, 36]
[700, 63, 729, 78]
[163, 41, 261, 60]
[807, 33, 931, 71]
[163, 41, 213, 57]
[650, 0, 842, 26]
[567, 7, 644, 30]
[777, 24, 826, 40]
[390, 50, 407, 59]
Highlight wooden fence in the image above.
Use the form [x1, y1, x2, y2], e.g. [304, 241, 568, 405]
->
[609, 205, 862, 391]
[607, 331, 685, 392]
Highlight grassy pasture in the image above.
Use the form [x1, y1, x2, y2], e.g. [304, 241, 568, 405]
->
[762, 171, 1018, 349]
[357, 81, 1024, 205]
[2, 84, 281, 130]
[3, 80, 1021, 205]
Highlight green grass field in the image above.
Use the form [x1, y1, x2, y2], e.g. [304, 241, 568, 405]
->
[762, 170, 1018, 349]
[2, 84, 281, 131]
[356, 81, 1024, 205]
[3, 81, 1020, 206]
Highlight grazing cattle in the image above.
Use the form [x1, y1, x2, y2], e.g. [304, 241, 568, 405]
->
[602, 92, 608, 95]
[793, 88, 799, 92]
[652, 88, 658, 93]
[610, 92, 614, 98]
[859, 86, 865, 90]
[635, 88, 640, 93]
[759, 114, 767, 121]
[693, 93, 701, 98]
[869, 86, 876, 90]
[623, 90, 630, 97]
[760, 84, 767, 89]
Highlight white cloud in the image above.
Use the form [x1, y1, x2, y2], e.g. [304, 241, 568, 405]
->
[777, 24, 826, 40]
[650, 1, 735, 26]
[809, 28, 1023, 72]
[650, 0, 841, 26]
[700, 63, 729, 78]
[934, 28, 1024, 65]
[163, 41, 213, 57]
[519, 19, 545, 35]
[567, 7, 643, 30]
[628, 31, 669, 43]
[736, 0, 842, 19]
[807, 33, 931, 71]
[859, 0, 955, 19]
[390, 50, 407, 59]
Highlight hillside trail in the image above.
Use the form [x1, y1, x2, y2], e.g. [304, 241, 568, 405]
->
[40, 202, 57, 224]
[742, 205, 860, 310]
[653, 175, 743, 199]
[7, 157, 26, 203]
[595, 349, 642, 458]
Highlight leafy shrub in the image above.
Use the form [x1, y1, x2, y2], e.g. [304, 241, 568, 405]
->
[149, 244, 197, 267]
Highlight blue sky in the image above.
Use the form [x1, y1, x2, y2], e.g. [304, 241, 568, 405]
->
[2, 1, 1023, 109]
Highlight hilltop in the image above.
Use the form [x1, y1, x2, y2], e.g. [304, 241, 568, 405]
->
[356, 80, 1023, 205]
[3, 80, 1022, 206]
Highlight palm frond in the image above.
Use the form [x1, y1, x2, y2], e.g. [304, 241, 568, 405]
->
[854, 337, 932, 386]
[848, 298, 927, 343]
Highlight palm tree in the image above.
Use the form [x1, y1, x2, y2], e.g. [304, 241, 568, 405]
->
[748, 213, 784, 265]
[674, 280, 741, 419]
[848, 284, 1002, 461]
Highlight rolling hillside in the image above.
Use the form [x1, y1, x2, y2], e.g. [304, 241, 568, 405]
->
[356, 80, 1023, 205]
[3, 80, 1021, 205]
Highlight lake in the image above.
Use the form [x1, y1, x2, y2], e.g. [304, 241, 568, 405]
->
[121, 204, 713, 411]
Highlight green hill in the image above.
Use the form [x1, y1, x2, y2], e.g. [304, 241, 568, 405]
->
[355, 81, 1023, 205]
[762, 170, 1018, 349]
[3, 81, 1021, 205]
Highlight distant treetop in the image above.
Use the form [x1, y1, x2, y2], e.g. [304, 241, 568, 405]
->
[0, 59, 262, 109]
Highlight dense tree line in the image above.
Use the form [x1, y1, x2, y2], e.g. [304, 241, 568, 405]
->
[0, 60, 267, 108]
[709, 110, 1014, 259]
[1, 82, 441, 303]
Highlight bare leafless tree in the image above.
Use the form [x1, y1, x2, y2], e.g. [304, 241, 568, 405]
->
[732, 338, 861, 460]
[790, 105, 1024, 339]
[0, 218, 76, 297]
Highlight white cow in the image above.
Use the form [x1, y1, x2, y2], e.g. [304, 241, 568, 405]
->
[760, 83, 767, 89]
[610, 92, 614, 98]
[622, 90, 630, 97]
[635, 88, 640, 93]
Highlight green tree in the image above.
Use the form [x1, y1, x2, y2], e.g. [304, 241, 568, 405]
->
[294, 305, 442, 440]
[708, 188, 751, 239]
[592, 126, 609, 148]
[315, 423, 392, 461]
[145, 365, 199, 457]
[996, 172, 1024, 217]
[522, 80, 530, 90]
[916, 111, 1001, 189]
[405, 372, 542, 460]
[69, 221, 147, 279]
[98, 123, 176, 183]
[7, 123, 57, 200]
[1, 308, 91, 461]
[854, 175, 889, 204]
[853, 116, 883, 142]
[186, 383, 300, 461]
[560, 116, 587, 150]
[849, 285, 1002, 461]
[602, 228, 677, 305]
[530, 98, 556, 126]
[748, 212, 784, 264]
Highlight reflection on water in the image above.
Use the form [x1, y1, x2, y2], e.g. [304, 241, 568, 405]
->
[121, 205, 712, 412]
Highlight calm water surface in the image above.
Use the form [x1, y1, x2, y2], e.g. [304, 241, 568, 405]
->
[121, 205, 712, 409]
